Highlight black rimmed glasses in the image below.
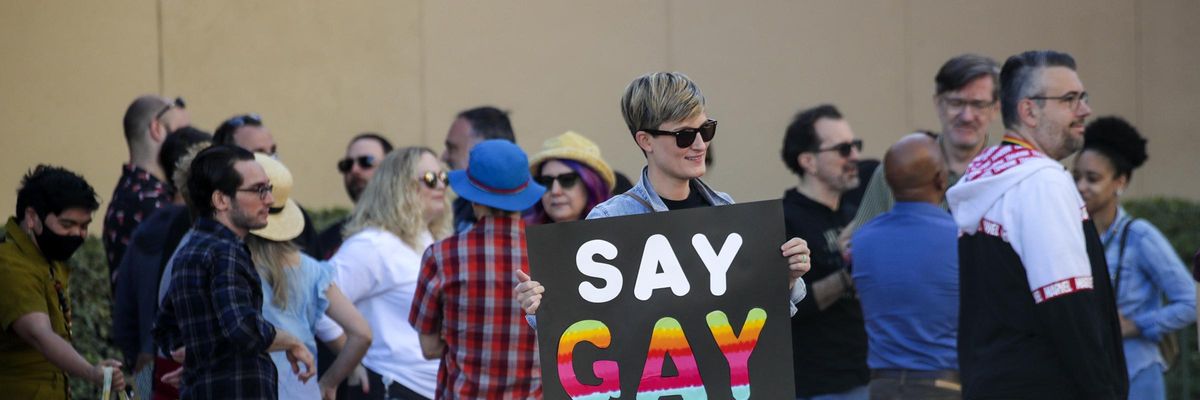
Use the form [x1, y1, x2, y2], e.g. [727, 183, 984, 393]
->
[337, 155, 378, 173]
[817, 139, 863, 158]
[535, 172, 581, 190]
[1028, 91, 1089, 111]
[939, 96, 995, 114]
[236, 184, 274, 200]
[419, 171, 448, 189]
[640, 119, 718, 148]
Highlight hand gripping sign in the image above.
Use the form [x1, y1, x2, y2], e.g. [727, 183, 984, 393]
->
[528, 200, 795, 399]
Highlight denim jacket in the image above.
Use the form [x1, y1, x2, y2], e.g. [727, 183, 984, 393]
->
[586, 166, 735, 217]
[1103, 207, 1197, 377]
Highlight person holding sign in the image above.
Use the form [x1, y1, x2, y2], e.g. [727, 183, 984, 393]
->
[525, 131, 616, 225]
[515, 71, 811, 324]
[410, 139, 546, 399]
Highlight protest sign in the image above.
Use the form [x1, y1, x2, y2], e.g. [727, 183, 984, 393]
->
[527, 200, 795, 399]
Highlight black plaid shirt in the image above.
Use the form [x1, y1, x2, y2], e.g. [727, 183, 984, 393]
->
[155, 217, 278, 399]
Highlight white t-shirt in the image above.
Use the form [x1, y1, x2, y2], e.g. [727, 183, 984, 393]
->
[320, 227, 439, 398]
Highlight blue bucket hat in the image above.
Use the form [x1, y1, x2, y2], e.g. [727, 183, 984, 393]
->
[449, 139, 546, 212]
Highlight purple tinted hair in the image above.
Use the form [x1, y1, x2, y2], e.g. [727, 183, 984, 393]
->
[523, 158, 612, 225]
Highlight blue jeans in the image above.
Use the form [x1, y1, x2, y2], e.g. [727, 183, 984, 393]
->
[797, 384, 869, 400]
[1129, 363, 1165, 400]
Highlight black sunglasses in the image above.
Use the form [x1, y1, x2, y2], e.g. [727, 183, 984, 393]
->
[817, 139, 863, 158]
[640, 119, 718, 148]
[154, 97, 187, 120]
[224, 113, 263, 128]
[419, 171, 448, 189]
[337, 155, 378, 173]
[535, 172, 580, 189]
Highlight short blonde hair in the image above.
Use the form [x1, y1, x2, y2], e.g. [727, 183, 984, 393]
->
[343, 147, 453, 248]
[620, 72, 706, 136]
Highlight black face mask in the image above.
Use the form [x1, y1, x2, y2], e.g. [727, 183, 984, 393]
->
[34, 215, 85, 262]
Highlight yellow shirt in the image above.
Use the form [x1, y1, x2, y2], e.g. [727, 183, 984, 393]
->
[0, 217, 71, 400]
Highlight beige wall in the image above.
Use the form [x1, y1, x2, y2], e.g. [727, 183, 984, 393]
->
[2, 0, 1197, 235]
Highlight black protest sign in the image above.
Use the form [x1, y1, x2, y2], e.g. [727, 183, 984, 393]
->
[527, 200, 795, 399]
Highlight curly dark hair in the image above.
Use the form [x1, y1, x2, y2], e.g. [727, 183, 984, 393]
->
[16, 165, 99, 222]
[1082, 116, 1148, 181]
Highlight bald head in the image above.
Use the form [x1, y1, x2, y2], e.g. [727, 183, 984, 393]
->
[884, 133, 948, 204]
[123, 95, 171, 144]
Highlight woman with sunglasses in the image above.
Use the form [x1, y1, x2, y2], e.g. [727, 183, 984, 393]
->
[1072, 117, 1195, 400]
[324, 147, 452, 400]
[242, 154, 372, 400]
[524, 131, 615, 225]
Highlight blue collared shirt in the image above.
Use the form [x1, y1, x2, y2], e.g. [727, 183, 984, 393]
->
[1103, 207, 1196, 377]
[851, 201, 959, 371]
[154, 217, 279, 399]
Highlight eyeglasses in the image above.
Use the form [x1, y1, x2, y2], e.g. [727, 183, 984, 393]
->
[1028, 91, 1089, 111]
[337, 155, 378, 173]
[223, 113, 263, 128]
[236, 184, 274, 200]
[534, 172, 580, 190]
[640, 119, 718, 148]
[154, 97, 187, 120]
[418, 171, 448, 189]
[817, 139, 863, 157]
[939, 96, 995, 114]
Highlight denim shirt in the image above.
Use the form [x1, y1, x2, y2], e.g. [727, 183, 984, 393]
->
[528, 167, 805, 328]
[1103, 207, 1197, 376]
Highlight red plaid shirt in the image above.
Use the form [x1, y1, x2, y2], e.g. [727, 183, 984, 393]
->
[410, 215, 541, 399]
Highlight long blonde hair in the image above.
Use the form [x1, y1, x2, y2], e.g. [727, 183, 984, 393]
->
[343, 146, 453, 248]
[245, 235, 301, 310]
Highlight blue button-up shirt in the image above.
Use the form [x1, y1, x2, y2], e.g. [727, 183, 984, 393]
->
[155, 217, 279, 399]
[1102, 207, 1196, 377]
[851, 201, 959, 371]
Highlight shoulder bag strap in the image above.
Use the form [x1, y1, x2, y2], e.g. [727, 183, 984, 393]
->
[1113, 218, 1137, 295]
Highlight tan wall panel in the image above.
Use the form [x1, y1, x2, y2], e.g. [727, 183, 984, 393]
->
[2, 1, 1197, 239]
[421, 0, 671, 180]
[161, 0, 422, 211]
[908, 0, 1137, 140]
[0, 1, 158, 234]
[671, 1, 908, 201]
[1136, 0, 1200, 199]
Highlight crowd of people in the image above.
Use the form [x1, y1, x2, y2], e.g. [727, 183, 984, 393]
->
[0, 48, 1196, 400]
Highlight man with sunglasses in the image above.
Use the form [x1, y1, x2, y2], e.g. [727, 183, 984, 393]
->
[317, 133, 394, 260]
[515, 72, 812, 344]
[841, 54, 999, 250]
[215, 113, 324, 257]
[779, 104, 870, 400]
[105, 95, 191, 292]
[947, 50, 1127, 399]
[155, 145, 315, 399]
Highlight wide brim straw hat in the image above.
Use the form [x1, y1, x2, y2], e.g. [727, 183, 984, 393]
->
[250, 153, 304, 241]
[528, 131, 616, 192]
[448, 139, 546, 212]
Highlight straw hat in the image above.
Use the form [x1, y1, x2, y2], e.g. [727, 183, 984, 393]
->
[528, 131, 616, 191]
[250, 153, 304, 241]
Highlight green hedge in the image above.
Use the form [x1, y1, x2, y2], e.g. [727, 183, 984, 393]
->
[62, 201, 1196, 398]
